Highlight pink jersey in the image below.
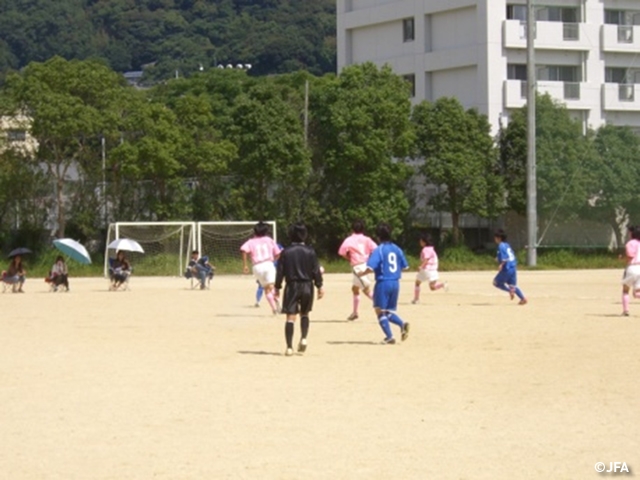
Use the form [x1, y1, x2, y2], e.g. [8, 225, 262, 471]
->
[626, 239, 640, 265]
[338, 233, 377, 266]
[420, 246, 438, 271]
[240, 237, 281, 265]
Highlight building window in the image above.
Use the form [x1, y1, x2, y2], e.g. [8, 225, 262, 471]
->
[403, 18, 415, 42]
[605, 10, 625, 25]
[7, 130, 26, 142]
[506, 5, 527, 21]
[507, 64, 527, 81]
[536, 7, 578, 23]
[403, 74, 415, 97]
[605, 68, 628, 84]
[537, 66, 580, 82]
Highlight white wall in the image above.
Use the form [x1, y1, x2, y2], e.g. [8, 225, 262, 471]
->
[351, 20, 415, 63]
[432, 66, 479, 109]
[431, 7, 477, 51]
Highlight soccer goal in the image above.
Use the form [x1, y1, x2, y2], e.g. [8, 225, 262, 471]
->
[197, 221, 277, 274]
[104, 222, 197, 277]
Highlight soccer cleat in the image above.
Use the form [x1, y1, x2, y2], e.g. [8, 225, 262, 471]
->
[254, 302, 260, 308]
[285, 348, 294, 356]
[411, 299, 418, 304]
[272, 308, 279, 315]
[518, 299, 528, 306]
[347, 313, 359, 321]
[381, 337, 396, 345]
[401, 322, 410, 341]
[509, 288, 515, 300]
[622, 311, 630, 317]
[298, 338, 307, 353]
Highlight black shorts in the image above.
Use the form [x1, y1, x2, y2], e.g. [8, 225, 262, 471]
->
[282, 281, 314, 315]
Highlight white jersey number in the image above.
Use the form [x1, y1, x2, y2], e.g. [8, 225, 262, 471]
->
[388, 252, 398, 273]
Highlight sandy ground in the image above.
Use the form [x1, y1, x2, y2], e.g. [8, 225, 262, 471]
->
[1, 270, 639, 480]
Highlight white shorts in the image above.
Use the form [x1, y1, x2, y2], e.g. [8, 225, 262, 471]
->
[416, 269, 439, 283]
[253, 262, 276, 287]
[622, 265, 640, 289]
[352, 263, 373, 289]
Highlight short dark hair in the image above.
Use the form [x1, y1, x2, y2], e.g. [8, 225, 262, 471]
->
[631, 225, 640, 241]
[254, 221, 269, 237]
[352, 219, 365, 234]
[191, 250, 199, 255]
[376, 222, 392, 242]
[289, 222, 308, 243]
[419, 232, 433, 246]
[494, 229, 507, 241]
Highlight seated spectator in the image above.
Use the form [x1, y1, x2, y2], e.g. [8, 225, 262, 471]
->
[185, 250, 214, 290]
[109, 250, 131, 290]
[5, 254, 26, 293]
[48, 255, 69, 292]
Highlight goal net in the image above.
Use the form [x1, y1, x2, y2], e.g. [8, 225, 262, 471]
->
[197, 221, 277, 274]
[104, 222, 197, 277]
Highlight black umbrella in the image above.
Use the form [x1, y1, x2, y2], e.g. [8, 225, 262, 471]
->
[8, 247, 32, 258]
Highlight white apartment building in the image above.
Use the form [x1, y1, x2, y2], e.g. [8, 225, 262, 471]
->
[337, 0, 640, 133]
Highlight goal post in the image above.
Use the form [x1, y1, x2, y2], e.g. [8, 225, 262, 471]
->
[197, 221, 277, 274]
[104, 222, 197, 277]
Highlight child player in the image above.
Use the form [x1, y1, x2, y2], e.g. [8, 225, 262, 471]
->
[240, 222, 282, 314]
[359, 222, 410, 344]
[492, 229, 527, 305]
[275, 222, 324, 356]
[411, 232, 446, 304]
[621, 225, 640, 316]
[338, 219, 377, 320]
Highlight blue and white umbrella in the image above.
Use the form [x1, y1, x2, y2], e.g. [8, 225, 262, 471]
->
[107, 238, 145, 254]
[53, 239, 92, 265]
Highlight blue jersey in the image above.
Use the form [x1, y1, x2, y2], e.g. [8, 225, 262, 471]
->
[497, 242, 517, 271]
[366, 242, 408, 282]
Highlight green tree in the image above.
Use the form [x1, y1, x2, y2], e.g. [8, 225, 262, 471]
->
[2, 57, 128, 237]
[586, 124, 640, 245]
[226, 81, 310, 224]
[413, 97, 504, 245]
[500, 94, 595, 230]
[310, 63, 414, 252]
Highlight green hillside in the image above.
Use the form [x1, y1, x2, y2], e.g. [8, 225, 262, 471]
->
[0, 0, 336, 79]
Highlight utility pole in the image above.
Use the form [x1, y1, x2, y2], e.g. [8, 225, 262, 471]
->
[526, 0, 537, 266]
[304, 79, 309, 146]
[101, 135, 107, 227]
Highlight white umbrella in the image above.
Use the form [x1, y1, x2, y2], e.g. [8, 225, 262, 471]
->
[107, 238, 145, 253]
[53, 238, 92, 264]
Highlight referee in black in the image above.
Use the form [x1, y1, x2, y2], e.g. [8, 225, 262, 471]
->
[275, 222, 324, 356]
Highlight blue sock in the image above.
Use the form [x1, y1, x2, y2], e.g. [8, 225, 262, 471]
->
[514, 287, 525, 300]
[256, 285, 263, 303]
[387, 312, 404, 328]
[378, 315, 393, 339]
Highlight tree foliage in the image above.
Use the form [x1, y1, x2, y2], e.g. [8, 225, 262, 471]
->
[0, 0, 336, 80]
[413, 97, 504, 245]
[309, 63, 415, 252]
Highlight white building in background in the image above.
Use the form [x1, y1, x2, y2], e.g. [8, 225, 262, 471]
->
[0, 114, 38, 156]
[337, 0, 640, 133]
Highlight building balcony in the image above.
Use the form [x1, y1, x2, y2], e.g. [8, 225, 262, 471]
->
[504, 80, 598, 109]
[503, 20, 598, 50]
[602, 83, 640, 111]
[601, 24, 640, 53]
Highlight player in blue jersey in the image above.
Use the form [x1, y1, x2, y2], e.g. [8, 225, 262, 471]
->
[359, 222, 410, 344]
[493, 229, 527, 305]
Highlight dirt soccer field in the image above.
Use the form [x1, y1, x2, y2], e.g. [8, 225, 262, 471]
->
[1, 270, 638, 479]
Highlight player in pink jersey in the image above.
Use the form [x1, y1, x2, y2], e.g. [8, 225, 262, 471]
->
[621, 225, 640, 316]
[338, 219, 377, 320]
[240, 222, 282, 314]
[412, 233, 446, 304]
